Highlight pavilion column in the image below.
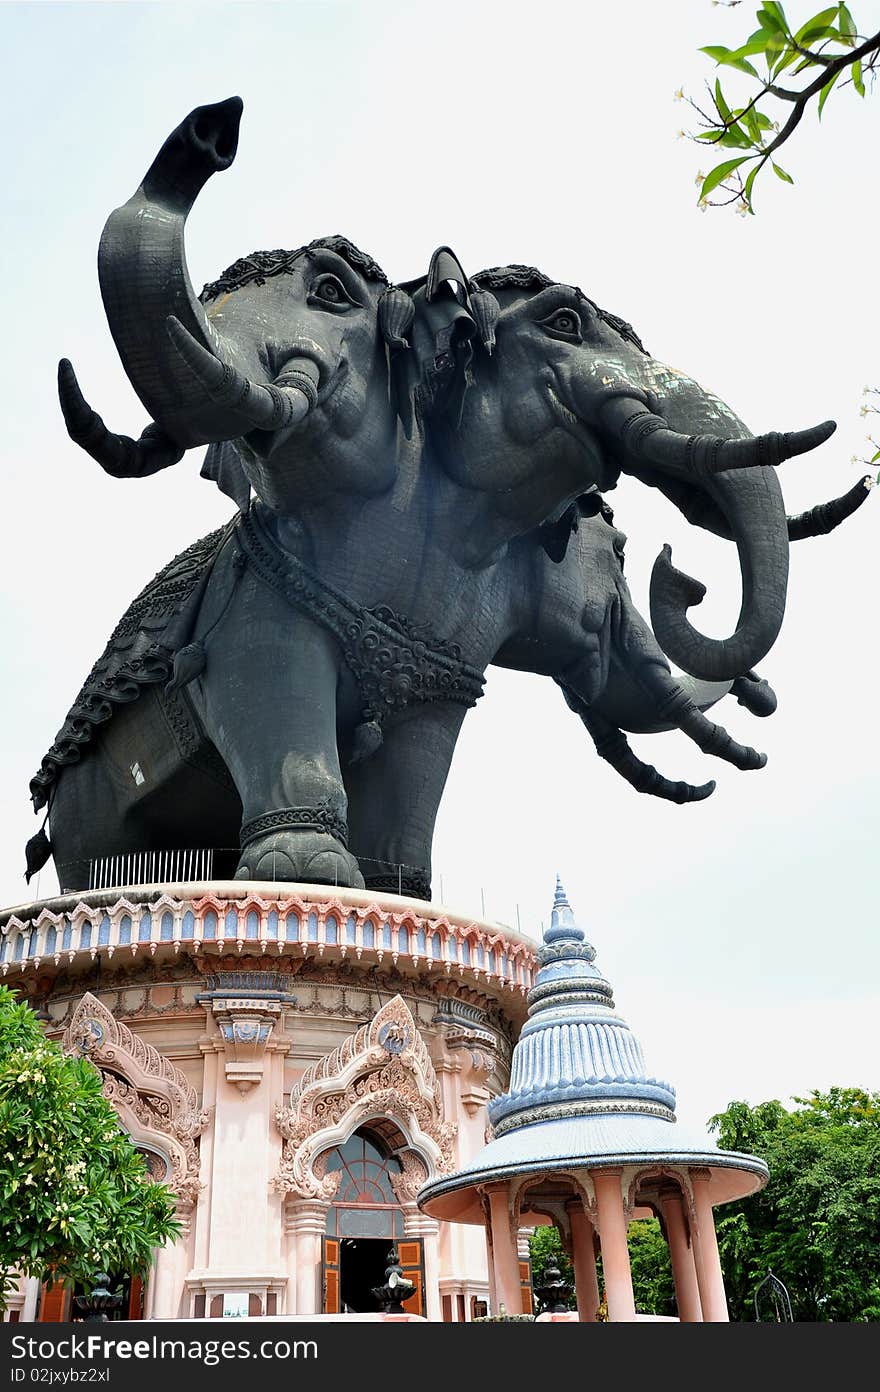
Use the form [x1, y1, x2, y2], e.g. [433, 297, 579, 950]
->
[484, 1183, 521, 1315]
[567, 1199, 600, 1322]
[688, 1170, 728, 1322]
[285, 1197, 329, 1315]
[660, 1187, 702, 1322]
[593, 1168, 636, 1322]
[483, 1217, 498, 1315]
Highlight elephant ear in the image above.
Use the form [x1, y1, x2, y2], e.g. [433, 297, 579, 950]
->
[201, 440, 251, 512]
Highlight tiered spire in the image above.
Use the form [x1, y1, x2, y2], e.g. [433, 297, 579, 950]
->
[488, 877, 675, 1136]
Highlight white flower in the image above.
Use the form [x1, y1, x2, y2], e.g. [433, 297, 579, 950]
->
[674, 88, 685, 101]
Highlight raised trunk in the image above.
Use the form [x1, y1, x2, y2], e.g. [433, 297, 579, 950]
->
[98, 97, 243, 446]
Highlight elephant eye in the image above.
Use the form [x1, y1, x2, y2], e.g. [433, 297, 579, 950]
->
[540, 308, 583, 342]
[309, 274, 358, 310]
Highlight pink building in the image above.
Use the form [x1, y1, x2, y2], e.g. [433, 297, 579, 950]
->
[1, 880, 536, 1321]
[2, 876, 767, 1322]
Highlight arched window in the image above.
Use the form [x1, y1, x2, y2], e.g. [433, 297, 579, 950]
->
[323, 1128, 405, 1239]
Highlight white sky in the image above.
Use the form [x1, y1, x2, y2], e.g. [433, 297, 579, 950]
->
[1, 0, 878, 1131]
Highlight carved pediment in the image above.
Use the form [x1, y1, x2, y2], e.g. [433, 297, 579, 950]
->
[275, 994, 456, 1200]
[62, 991, 208, 1205]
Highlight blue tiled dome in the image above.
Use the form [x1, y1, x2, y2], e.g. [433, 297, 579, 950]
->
[488, 877, 675, 1134]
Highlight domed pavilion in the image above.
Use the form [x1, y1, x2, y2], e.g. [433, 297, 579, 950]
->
[418, 879, 768, 1322]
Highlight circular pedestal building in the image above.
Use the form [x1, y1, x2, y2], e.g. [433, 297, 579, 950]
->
[1, 880, 537, 1322]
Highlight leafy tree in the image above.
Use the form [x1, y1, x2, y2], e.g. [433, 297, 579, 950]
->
[679, 3, 879, 213]
[626, 1219, 676, 1316]
[527, 1216, 675, 1316]
[0, 985, 180, 1315]
[710, 1088, 880, 1321]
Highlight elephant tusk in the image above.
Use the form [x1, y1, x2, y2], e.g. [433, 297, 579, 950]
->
[599, 394, 836, 478]
[787, 475, 872, 540]
[58, 358, 185, 478]
[165, 316, 319, 433]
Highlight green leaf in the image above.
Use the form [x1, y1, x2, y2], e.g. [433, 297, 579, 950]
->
[818, 67, 843, 116]
[758, 7, 786, 35]
[795, 8, 841, 43]
[852, 58, 866, 96]
[720, 127, 757, 149]
[742, 105, 761, 141]
[730, 35, 778, 59]
[721, 55, 762, 78]
[771, 161, 794, 183]
[838, 3, 857, 44]
[715, 78, 733, 124]
[700, 157, 749, 198]
[700, 45, 731, 62]
[743, 162, 762, 211]
[763, 2, 790, 31]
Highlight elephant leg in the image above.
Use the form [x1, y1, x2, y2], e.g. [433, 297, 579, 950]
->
[191, 574, 362, 887]
[47, 686, 241, 893]
[343, 702, 469, 901]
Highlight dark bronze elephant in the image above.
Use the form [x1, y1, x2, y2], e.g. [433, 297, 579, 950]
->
[29, 98, 870, 900]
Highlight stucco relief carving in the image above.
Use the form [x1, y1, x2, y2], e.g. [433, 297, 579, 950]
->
[274, 994, 456, 1199]
[389, 1152, 429, 1204]
[62, 991, 208, 1204]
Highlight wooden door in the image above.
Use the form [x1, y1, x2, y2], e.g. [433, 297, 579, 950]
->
[322, 1236, 340, 1314]
[39, 1282, 69, 1322]
[519, 1258, 534, 1315]
[127, 1275, 144, 1320]
[397, 1239, 425, 1318]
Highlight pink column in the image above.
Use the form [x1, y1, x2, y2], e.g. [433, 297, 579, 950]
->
[567, 1201, 600, 1322]
[286, 1198, 329, 1315]
[593, 1169, 636, 1322]
[483, 1222, 498, 1316]
[689, 1170, 729, 1322]
[485, 1183, 521, 1315]
[660, 1188, 702, 1322]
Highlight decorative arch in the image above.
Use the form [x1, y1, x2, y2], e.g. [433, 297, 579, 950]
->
[274, 994, 456, 1200]
[61, 991, 209, 1204]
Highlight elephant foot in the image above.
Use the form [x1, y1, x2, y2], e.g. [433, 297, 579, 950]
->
[235, 806, 364, 888]
[235, 829, 365, 888]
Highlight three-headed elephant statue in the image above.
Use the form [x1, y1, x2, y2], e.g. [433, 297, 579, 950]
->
[28, 97, 870, 900]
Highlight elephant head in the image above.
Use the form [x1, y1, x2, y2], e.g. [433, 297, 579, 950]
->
[59, 98, 412, 512]
[421, 260, 838, 682]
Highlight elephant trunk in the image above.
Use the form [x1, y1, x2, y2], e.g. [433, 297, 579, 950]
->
[649, 465, 790, 681]
[98, 97, 244, 447]
[598, 394, 834, 681]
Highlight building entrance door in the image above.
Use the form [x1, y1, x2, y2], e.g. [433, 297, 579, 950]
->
[321, 1236, 425, 1316]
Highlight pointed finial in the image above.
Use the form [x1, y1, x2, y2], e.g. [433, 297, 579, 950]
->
[545, 875, 584, 944]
